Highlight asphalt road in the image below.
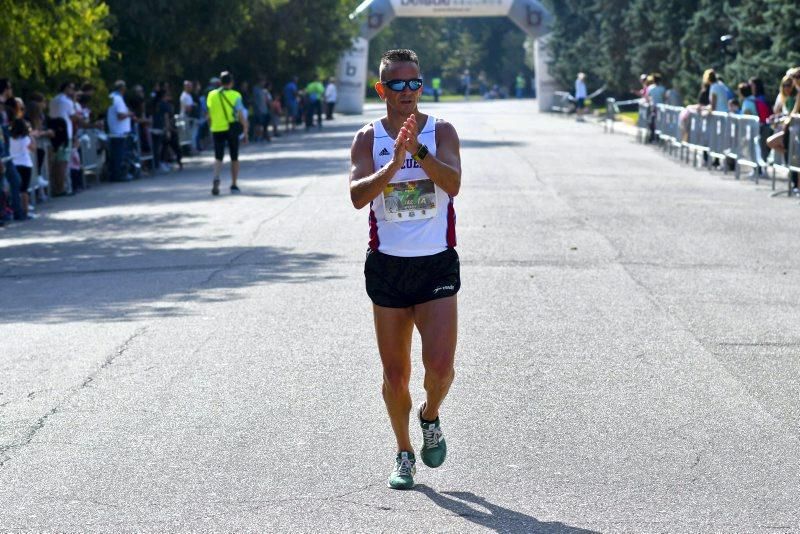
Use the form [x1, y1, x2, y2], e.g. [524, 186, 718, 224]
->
[1, 101, 799, 532]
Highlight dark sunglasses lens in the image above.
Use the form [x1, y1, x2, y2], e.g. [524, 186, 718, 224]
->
[387, 80, 407, 91]
[408, 80, 423, 90]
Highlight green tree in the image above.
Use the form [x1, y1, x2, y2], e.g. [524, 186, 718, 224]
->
[0, 0, 111, 89]
[102, 0, 266, 85]
[218, 0, 358, 87]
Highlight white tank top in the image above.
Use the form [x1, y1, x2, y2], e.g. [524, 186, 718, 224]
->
[368, 115, 456, 257]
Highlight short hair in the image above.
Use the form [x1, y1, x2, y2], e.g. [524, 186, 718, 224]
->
[379, 49, 419, 80]
[652, 73, 662, 84]
[738, 82, 752, 97]
[113, 80, 126, 91]
[59, 81, 74, 93]
[220, 71, 233, 85]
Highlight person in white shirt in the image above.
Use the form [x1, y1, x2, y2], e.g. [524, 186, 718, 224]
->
[48, 82, 79, 194]
[574, 72, 588, 122]
[179, 80, 194, 117]
[9, 118, 36, 218]
[107, 80, 135, 181]
[324, 77, 337, 120]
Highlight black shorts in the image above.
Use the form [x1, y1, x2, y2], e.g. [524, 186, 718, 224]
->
[16, 166, 32, 191]
[213, 130, 239, 162]
[576, 97, 586, 109]
[364, 248, 460, 308]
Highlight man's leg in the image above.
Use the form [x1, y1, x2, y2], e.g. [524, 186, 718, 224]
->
[231, 161, 239, 186]
[413, 296, 457, 421]
[373, 304, 416, 452]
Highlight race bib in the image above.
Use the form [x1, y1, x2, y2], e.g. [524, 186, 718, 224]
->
[381, 178, 437, 222]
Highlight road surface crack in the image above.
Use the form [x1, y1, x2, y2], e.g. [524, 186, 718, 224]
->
[0, 327, 148, 468]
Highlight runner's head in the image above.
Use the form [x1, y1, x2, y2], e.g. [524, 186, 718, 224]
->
[375, 49, 422, 114]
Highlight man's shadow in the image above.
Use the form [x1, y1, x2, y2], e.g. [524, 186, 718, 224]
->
[414, 485, 598, 534]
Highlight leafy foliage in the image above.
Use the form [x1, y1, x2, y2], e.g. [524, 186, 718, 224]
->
[545, 0, 800, 103]
[368, 17, 533, 93]
[0, 0, 111, 88]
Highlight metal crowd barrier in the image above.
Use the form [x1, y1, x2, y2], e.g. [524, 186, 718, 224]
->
[683, 110, 710, 167]
[707, 111, 729, 171]
[78, 129, 105, 185]
[138, 124, 153, 172]
[31, 138, 52, 206]
[603, 98, 617, 133]
[175, 116, 196, 149]
[655, 105, 682, 156]
[636, 102, 650, 143]
[638, 104, 799, 194]
[551, 91, 574, 114]
[733, 115, 766, 182]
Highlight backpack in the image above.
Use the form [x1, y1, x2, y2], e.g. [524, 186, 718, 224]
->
[754, 98, 770, 124]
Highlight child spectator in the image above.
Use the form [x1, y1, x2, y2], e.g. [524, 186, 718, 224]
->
[9, 118, 35, 219]
[738, 82, 758, 116]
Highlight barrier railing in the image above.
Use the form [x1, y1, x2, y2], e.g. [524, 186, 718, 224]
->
[733, 115, 766, 181]
[655, 105, 682, 155]
[637, 102, 650, 143]
[175, 116, 195, 148]
[603, 98, 616, 133]
[683, 110, 710, 167]
[78, 129, 105, 185]
[551, 91, 574, 114]
[635, 105, 799, 194]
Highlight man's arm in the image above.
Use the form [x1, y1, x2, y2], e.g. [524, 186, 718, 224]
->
[405, 117, 461, 197]
[350, 125, 402, 209]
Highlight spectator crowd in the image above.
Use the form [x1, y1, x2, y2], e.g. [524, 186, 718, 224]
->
[638, 65, 800, 191]
[0, 73, 339, 228]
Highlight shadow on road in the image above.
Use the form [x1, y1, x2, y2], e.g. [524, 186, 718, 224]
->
[460, 139, 525, 149]
[0, 216, 340, 323]
[415, 485, 598, 534]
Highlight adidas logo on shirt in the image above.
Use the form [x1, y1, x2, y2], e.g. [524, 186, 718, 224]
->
[379, 147, 390, 156]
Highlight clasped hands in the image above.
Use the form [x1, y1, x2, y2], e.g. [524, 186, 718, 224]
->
[392, 114, 421, 163]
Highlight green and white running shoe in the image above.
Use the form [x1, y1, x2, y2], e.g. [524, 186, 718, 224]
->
[388, 451, 416, 490]
[419, 405, 447, 468]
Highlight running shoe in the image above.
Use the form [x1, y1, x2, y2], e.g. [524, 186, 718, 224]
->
[418, 404, 447, 468]
[388, 451, 416, 490]
[230, 184, 241, 194]
[211, 179, 220, 196]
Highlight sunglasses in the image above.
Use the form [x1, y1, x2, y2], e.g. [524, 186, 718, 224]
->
[382, 78, 423, 92]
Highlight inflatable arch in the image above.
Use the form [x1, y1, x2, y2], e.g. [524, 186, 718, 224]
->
[336, 0, 555, 114]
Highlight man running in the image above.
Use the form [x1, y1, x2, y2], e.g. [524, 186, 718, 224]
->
[206, 71, 248, 195]
[348, 49, 462, 490]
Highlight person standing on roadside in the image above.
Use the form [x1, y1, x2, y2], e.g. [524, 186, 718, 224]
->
[324, 77, 337, 120]
[206, 71, 248, 196]
[179, 80, 194, 118]
[348, 49, 462, 490]
[283, 76, 299, 132]
[515, 72, 525, 98]
[575, 72, 588, 122]
[305, 77, 325, 130]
